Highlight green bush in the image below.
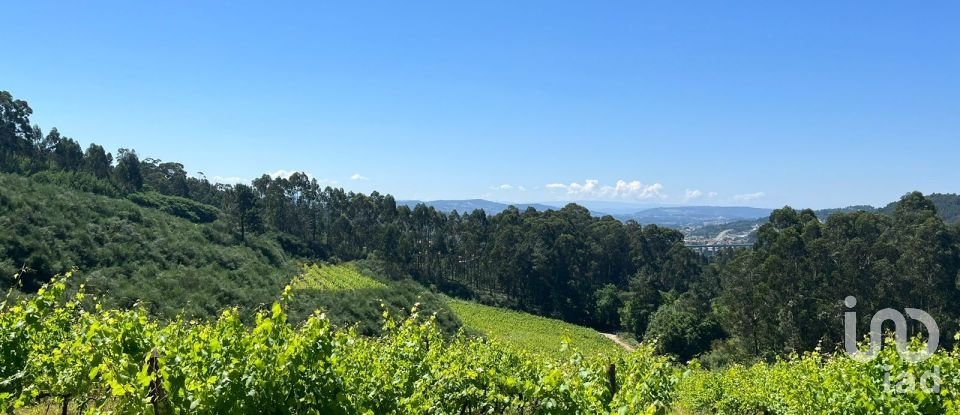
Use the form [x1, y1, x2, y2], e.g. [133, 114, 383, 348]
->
[127, 191, 219, 223]
[644, 294, 722, 361]
[29, 170, 121, 197]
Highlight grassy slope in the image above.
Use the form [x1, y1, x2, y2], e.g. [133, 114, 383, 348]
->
[292, 263, 387, 291]
[285, 262, 462, 336]
[284, 262, 622, 355]
[447, 298, 624, 356]
[0, 173, 297, 319]
[283, 262, 622, 358]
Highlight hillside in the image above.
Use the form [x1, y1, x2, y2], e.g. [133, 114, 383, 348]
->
[0, 173, 296, 318]
[447, 298, 624, 356]
[284, 262, 462, 336]
[283, 262, 619, 355]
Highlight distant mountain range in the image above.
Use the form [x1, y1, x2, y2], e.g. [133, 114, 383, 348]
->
[685, 193, 960, 240]
[400, 193, 960, 230]
[398, 199, 558, 215]
[557, 200, 667, 214]
[399, 199, 773, 227]
[613, 206, 773, 227]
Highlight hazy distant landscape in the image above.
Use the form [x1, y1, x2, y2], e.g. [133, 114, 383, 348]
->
[402, 198, 960, 245]
[403, 198, 771, 223]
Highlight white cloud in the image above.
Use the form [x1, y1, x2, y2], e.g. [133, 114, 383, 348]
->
[611, 180, 665, 199]
[708, 191, 719, 198]
[545, 179, 666, 200]
[489, 184, 527, 191]
[350, 173, 369, 181]
[684, 189, 704, 201]
[733, 192, 766, 202]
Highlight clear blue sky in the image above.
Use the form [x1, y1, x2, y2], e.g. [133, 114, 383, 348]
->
[3, 1, 958, 209]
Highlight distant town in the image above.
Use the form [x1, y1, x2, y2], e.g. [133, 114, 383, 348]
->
[682, 222, 761, 255]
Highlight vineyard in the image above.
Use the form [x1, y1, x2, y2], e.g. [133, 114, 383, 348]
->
[676, 339, 960, 414]
[290, 264, 387, 292]
[447, 299, 624, 356]
[7, 276, 960, 414]
[0, 275, 675, 414]
[281, 262, 461, 336]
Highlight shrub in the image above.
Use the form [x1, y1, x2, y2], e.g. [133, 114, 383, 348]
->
[128, 191, 218, 223]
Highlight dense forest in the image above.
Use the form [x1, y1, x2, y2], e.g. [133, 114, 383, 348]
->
[3, 89, 960, 364]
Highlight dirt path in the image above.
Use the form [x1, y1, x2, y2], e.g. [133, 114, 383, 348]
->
[601, 333, 635, 352]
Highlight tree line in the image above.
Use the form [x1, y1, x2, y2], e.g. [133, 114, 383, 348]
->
[4, 89, 960, 363]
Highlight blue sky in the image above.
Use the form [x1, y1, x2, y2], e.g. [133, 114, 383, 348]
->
[3, 1, 958, 209]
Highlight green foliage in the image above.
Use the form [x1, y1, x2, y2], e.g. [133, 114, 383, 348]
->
[644, 293, 722, 362]
[286, 264, 461, 336]
[448, 298, 625, 356]
[291, 263, 386, 291]
[1, 276, 678, 414]
[593, 284, 623, 332]
[81, 143, 112, 179]
[222, 183, 260, 242]
[619, 276, 661, 340]
[0, 90, 38, 173]
[29, 170, 121, 197]
[883, 192, 960, 224]
[0, 173, 295, 318]
[677, 337, 960, 414]
[24, 275, 960, 414]
[112, 148, 143, 193]
[716, 197, 960, 360]
[127, 191, 219, 223]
